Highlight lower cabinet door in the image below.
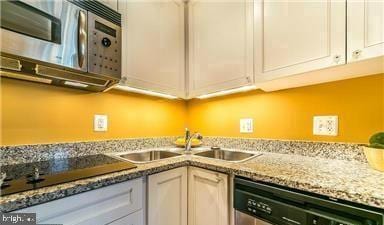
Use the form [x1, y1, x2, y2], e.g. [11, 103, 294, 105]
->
[107, 210, 143, 225]
[15, 178, 144, 225]
[148, 167, 188, 225]
[188, 167, 229, 225]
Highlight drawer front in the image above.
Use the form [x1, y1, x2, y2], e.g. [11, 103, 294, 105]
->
[107, 210, 143, 225]
[16, 178, 144, 225]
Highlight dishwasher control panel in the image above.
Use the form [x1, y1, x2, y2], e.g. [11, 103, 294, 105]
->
[247, 199, 272, 215]
[234, 177, 383, 225]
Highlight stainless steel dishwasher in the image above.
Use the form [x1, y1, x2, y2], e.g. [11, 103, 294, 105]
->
[234, 177, 384, 225]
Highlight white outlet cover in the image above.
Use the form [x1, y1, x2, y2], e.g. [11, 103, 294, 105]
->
[240, 118, 253, 133]
[94, 115, 108, 132]
[313, 116, 338, 136]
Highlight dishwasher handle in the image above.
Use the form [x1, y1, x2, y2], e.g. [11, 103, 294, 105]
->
[308, 208, 363, 225]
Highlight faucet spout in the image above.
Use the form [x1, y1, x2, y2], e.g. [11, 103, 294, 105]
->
[185, 132, 203, 152]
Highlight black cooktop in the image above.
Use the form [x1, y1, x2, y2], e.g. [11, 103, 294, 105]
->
[0, 154, 137, 196]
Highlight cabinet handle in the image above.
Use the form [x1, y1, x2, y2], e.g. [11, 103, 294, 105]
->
[352, 50, 362, 59]
[216, 173, 223, 182]
[195, 174, 222, 183]
[128, 188, 133, 204]
[246, 76, 251, 83]
[333, 55, 341, 64]
[77, 10, 87, 69]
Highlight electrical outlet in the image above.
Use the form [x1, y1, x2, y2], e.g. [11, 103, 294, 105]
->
[313, 116, 338, 136]
[94, 115, 108, 132]
[240, 118, 253, 133]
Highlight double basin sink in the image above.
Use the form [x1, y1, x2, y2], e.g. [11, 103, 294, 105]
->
[109, 148, 258, 164]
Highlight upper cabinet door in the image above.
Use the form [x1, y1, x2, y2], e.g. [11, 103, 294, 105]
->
[255, 0, 346, 82]
[347, 0, 384, 62]
[119, 0, 186, 98]
[188, 0, 254, 98]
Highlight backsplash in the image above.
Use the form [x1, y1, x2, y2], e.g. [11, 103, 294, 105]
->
[203, 137, 366, 163]
[1, 136, 367, 166]
[0, 137, 177, 165]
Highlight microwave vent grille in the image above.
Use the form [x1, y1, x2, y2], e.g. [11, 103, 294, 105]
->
[35, 65, 109, 87]
[0, 56, 22, 71]
[0, 70, 52, 84]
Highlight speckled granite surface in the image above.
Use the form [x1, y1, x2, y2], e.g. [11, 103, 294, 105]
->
[1, 136, 366, 165]
[1, 150, 383, 212]
[203, 137, 367, 162]
[0, 137, 177, 165]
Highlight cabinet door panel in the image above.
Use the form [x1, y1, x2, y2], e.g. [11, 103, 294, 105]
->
[347, 0, 384, 62]
[148, 167, 188, 225]
[16, 178, 144, 225]
[188, 0, 254, 97]
[255, 0, 346, 81]
[119, 0, 185, 97]
[188, 167, 229, 225]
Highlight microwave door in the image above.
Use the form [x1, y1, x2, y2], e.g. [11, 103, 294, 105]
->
[0, 0, 87, 72]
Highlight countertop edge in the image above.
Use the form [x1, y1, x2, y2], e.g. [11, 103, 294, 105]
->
[1, 157, 383, 212]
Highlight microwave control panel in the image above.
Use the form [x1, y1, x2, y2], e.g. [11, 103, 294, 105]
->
[88, 12, 121, 79]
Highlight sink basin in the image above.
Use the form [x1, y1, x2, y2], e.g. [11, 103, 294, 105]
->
[113, 150, 182, 163]
[194, 149, 257, 162]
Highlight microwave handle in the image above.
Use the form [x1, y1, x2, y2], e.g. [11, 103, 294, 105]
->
[77, 10, 87, 68]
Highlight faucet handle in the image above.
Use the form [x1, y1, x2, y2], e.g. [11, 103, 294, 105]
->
[0, 172, 6, 181]
[185, 128, 190, 141]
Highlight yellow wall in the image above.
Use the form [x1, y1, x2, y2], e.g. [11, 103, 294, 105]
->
[187, 74, 384, 143]
[0, 79, 187, 145]
[1, 74, 383, 145]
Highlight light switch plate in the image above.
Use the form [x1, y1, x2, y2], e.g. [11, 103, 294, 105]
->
[313, 115, 338, 136]
[240, 118, 253, 133]
[94, 114, 108, 132]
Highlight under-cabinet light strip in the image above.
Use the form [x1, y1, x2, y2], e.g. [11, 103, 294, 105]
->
[196, 85, 258, 99]
[114, 85, 179, 99]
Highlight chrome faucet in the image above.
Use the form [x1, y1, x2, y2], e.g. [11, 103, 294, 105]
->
[185, 131, 203, 152]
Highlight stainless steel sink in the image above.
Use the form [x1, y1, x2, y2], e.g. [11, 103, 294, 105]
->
[194, 149, 257, 162]
[111, 150, 182, 163]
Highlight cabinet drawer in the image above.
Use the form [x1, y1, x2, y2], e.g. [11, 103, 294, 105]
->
[107, 210, 143, 225]
[16, 178, 144, 225]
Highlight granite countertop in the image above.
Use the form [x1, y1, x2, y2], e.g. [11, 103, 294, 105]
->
[1, 151, 384, 212]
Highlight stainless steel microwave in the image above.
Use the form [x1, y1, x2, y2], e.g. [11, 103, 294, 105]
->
[0, 0, 122, 91]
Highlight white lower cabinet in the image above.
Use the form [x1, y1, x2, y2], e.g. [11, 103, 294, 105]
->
[148, 167, 188, 225]
[15, 178, 145, 225]
[188, 167, 229, 225]
[147, 167, 229, 225]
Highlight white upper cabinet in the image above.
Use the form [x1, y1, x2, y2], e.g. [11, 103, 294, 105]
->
[119, 0, 186, 98]
[347, 0, 384, 62]
[188, 167, 229, 225]
[97, 0, 118, 11]
[188, 0, 254, 98]
[148, 167, 188, 225]
[254, 0, 346, 82]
